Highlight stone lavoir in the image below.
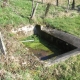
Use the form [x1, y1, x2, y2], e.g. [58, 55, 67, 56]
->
[22, 24, 80, 64]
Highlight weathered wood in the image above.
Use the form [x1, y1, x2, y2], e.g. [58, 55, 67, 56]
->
[72, 0, 75, 9]
[67, 0, 70, 12]
[0, 32, 6, 55]
[31, 2, 39, 19]
[56, 0, 59, 6]
[31, 0, 35, 16]
[44, 3, 51, 17]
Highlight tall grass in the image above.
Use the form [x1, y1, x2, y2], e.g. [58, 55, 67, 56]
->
[0, 0, 80, 80]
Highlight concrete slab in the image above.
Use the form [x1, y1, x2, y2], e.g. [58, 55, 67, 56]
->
[45, 48, 80, 67]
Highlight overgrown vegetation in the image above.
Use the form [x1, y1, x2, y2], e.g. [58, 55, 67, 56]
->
[22, 35, 63, 58]
[22, 35, 50, 51]
[0, 0, 31, 27]
[31, 55, 80, 80]
[0, 0, 80, 36]
[0, 0, 80, 80]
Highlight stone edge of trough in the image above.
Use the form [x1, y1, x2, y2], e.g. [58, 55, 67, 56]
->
[38, 26, 80, 66]
[44, 48, 80, 67]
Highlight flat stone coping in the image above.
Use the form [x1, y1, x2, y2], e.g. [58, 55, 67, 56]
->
[45, 48, 80, 67]
[42, 28, 80, 48]
[39, 27, 80, 66]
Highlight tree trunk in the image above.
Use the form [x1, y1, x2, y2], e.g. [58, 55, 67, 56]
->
[72, 0, 75, 9]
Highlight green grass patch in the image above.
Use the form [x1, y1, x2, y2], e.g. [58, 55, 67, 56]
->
[44, 16, 80, 37]
[0, 0, 80, 80]
[22, 35, 50, 51]
[0, 0, 31, 27]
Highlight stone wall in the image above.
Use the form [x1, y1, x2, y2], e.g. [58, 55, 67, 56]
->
[34, 25, 80, 65]
[35, 25, 76, 53]
[11, 25, 35, 37]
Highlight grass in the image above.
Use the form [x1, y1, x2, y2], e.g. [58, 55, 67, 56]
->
[0, 0, 80, 80]
[0, 0, 31, 27]
[0, 0, 80, 37]
[22, 35, 50, 51]
[31, 55, 80, 80]
[44, 16, 80, 37]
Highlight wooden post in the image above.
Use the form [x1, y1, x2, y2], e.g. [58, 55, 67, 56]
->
[31, 1, 39, 19]
[72, 0, 75, 9]
[56, 0, 59, 6]
[67, 0, 70, 12]
[44, 3, 51, 17]
[0, 32, 7, 55]
[31, 0, 34, 16]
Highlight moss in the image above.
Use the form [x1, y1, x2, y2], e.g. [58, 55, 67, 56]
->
[22, 35, 50, 51]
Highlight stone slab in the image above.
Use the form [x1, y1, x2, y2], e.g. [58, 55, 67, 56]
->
[45, 48, 80, 67]
[42, 28, 80, 48]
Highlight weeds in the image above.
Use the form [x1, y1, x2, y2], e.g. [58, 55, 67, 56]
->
[0, 0, 80, 80]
